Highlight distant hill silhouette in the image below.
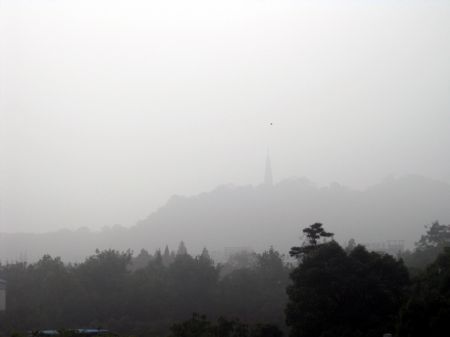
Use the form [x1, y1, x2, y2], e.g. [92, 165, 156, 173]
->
[1, 175, 450, 262]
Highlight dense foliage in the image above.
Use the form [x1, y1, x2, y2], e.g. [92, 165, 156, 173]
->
[289, 223, 333, 259]
[0, 248, 290, 337]
[284, 222, 450, 337]
[1, 222, 450, 337]
[402, 221, 450, 271]
[286, 237, 410, 337]
[169, 314, 282, 337]
[398, 247, 450, 337]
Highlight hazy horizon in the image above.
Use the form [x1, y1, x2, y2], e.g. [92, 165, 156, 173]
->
[1, 0, 450, 233]
[0, 172, 448, 235]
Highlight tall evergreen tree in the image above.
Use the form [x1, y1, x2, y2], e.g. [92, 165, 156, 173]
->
[289, 223, 334, 259]
[286, 225, 409, 337]
[177, 241, 188, 256]
[163, 245, 171, 266]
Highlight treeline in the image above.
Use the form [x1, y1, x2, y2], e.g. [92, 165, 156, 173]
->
[0, 246, 290, 337]
[284, 222, 450, 337]
[1, 221, 450, 337]
[169, 222, 450, 337]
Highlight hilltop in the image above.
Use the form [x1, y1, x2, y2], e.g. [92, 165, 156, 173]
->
[1, 175, 450, 262]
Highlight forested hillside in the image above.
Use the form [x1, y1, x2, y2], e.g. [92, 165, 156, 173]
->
[2, 175, 450, 262]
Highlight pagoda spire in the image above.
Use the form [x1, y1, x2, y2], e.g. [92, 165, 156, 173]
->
[264, 152, 273, 186]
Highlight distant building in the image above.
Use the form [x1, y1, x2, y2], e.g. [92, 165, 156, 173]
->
[0, 278, 6, 311]
[223, 246, 254, 260]
[365, 240, 405, 256]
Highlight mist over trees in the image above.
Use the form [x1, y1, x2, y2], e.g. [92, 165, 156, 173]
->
[1, 222, 449, 337]
[284, 222, 450, 337]
[402, 221, 450, 271]
[286, 225, 409, 337]
[398, 247, 450, 337]
[2, 175, 450, 263]
[2, 1, 449, 336]
[0, 245, 290, 337]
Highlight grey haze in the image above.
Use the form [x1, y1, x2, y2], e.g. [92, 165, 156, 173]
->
[1, 0, 450, 250]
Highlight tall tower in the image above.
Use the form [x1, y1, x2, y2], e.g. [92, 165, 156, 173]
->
[264, 153, 273, 186]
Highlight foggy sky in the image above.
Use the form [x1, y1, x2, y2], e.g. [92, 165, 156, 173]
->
[1, 0, 450, 233]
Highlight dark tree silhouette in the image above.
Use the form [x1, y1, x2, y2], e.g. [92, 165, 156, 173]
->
[163, 245, 172, 266]
[398, 247, 450, 337]
[169, 314, 282, 337]
[416, 221, 450, 250]
[289, 223, 334, 258]
[286, 240, 409, 337]
[402, 221, 450, 270]
[177, 241, 188, 256]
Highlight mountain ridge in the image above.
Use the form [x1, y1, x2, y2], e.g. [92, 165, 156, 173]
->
[1, 174, 450, 262]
